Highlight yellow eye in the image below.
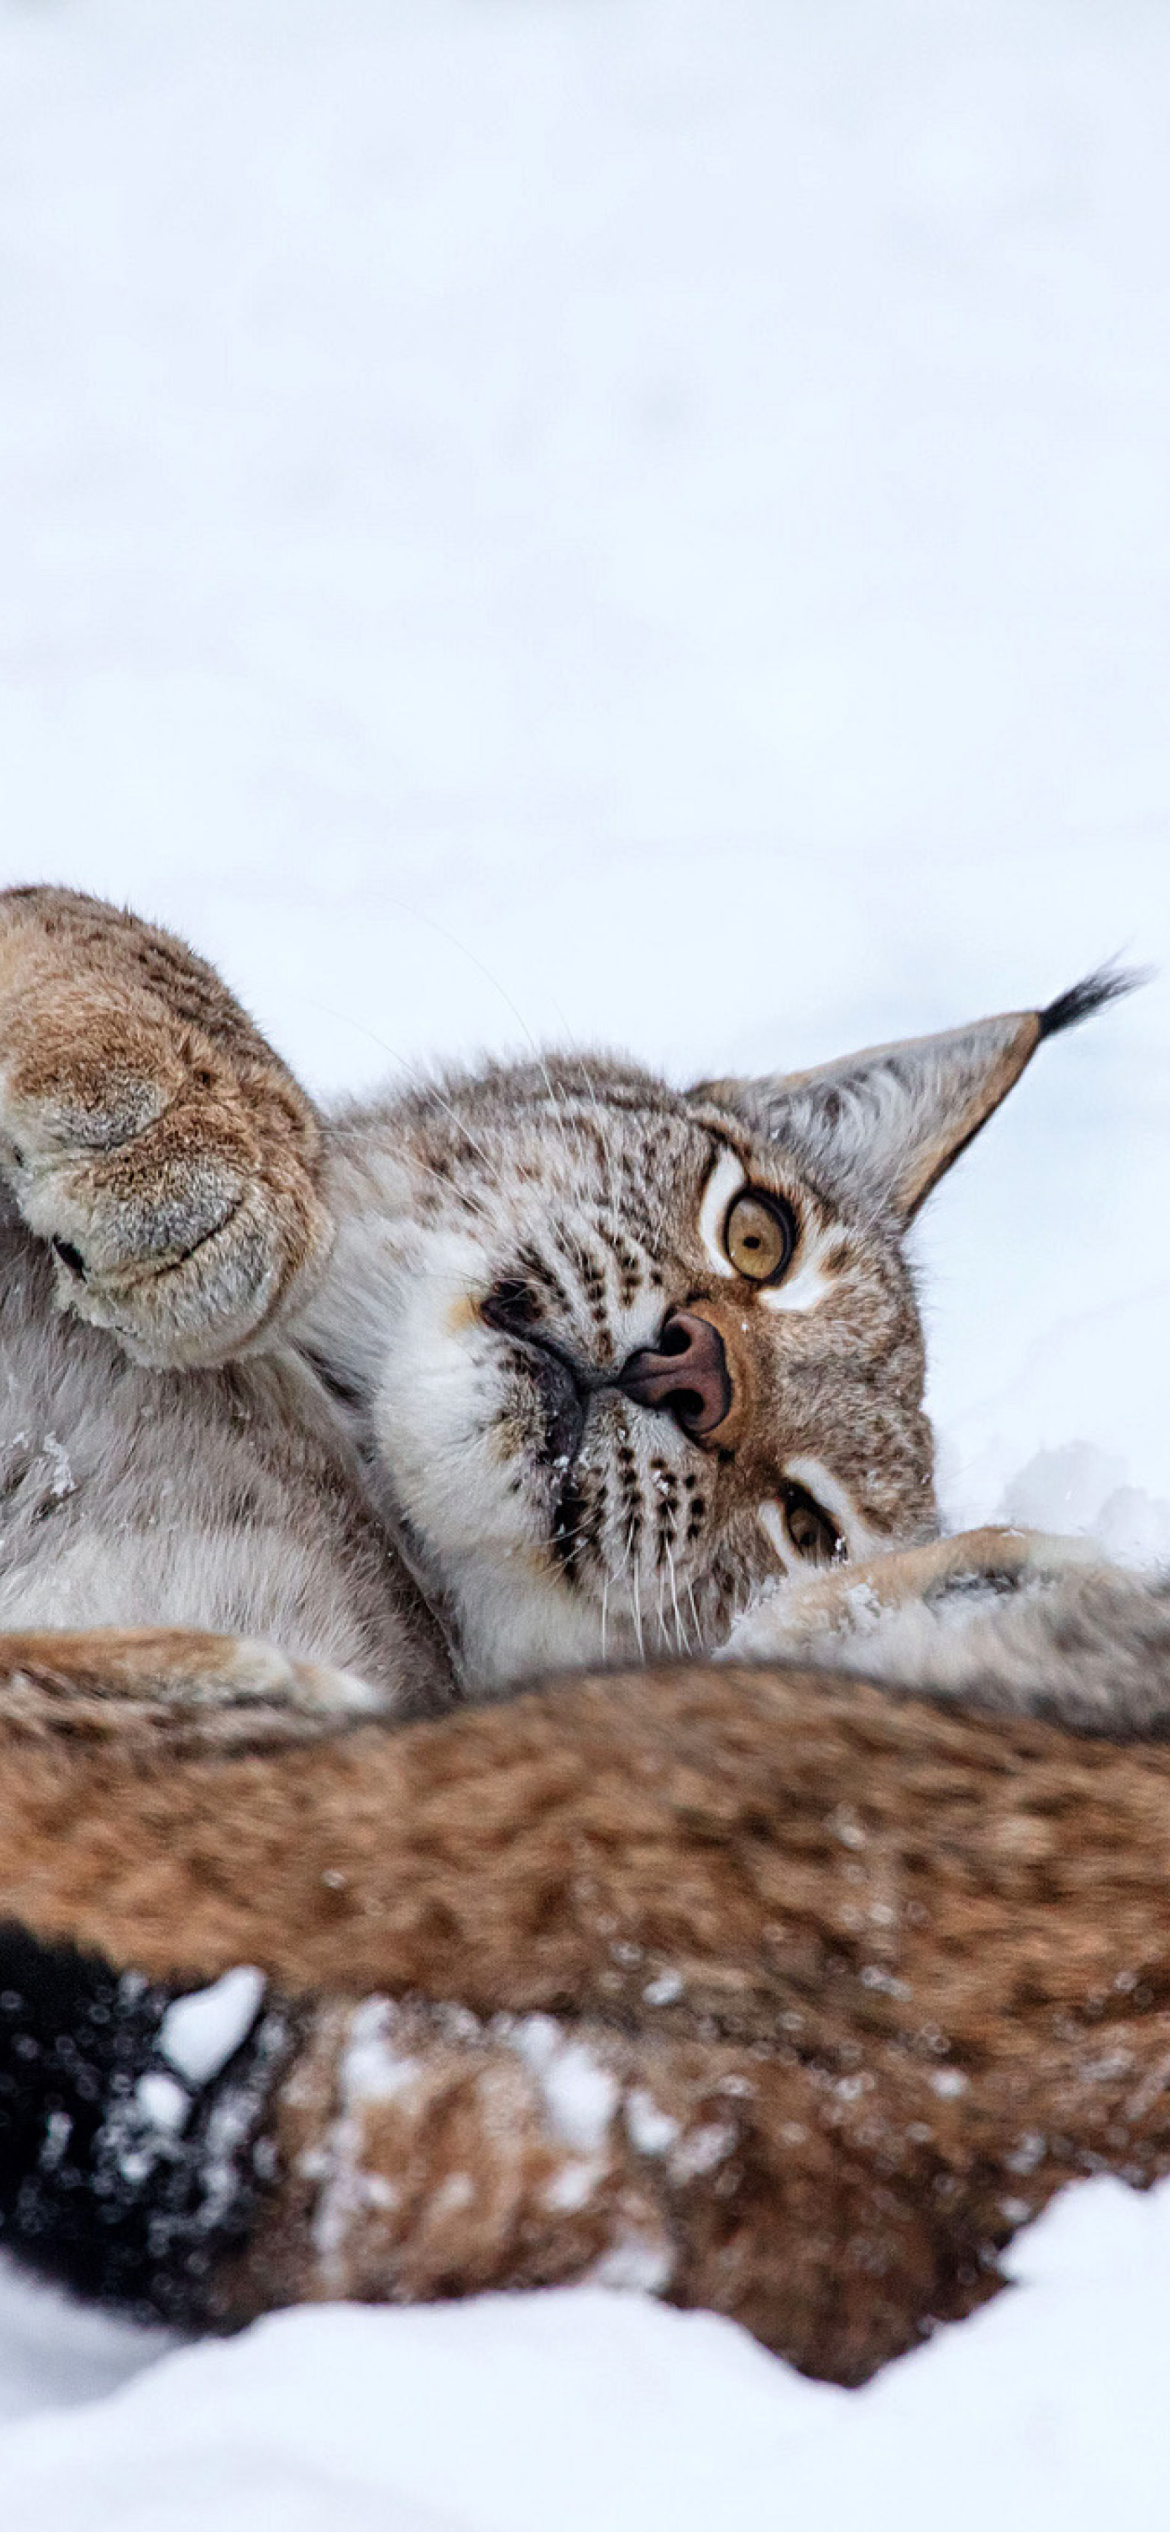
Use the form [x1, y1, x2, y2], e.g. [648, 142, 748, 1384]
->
[782, 1483, 841, 1565]
[724, 1189, 796, 1284]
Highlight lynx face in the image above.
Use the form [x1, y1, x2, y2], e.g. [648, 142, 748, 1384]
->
[317, 1058, 937, 1690]
[306, 974, 1120, 1693]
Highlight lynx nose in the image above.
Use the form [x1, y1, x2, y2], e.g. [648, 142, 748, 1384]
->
[618, 1309, 732, 1442]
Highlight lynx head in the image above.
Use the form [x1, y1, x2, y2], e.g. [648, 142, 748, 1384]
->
[311, 979, 1121, 1692]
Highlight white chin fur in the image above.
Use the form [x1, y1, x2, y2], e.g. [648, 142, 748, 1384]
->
[449, 1558, 612, 1696]
[369, 1226, 613, 1688]
[372, 1228, 541, 1558]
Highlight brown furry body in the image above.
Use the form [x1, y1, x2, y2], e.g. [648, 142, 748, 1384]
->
[5, 1637, 1170, 2385]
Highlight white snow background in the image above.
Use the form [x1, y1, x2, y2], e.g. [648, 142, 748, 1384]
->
[1, 0, 1169, 2519]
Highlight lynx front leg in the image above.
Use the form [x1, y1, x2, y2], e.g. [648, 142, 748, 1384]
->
[0, 887, 333, 1367]
[0, 1626, 382, 1751]
[723, 1524, 1106, 1662]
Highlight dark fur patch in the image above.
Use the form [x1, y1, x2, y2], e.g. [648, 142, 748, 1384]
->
[0, 1922, 288, 2324]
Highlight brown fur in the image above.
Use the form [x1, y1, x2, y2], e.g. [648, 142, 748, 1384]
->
[0, 1627, 387, 1748]
[0, 886, 332, 1365]
[4, 1641, 1170, 2382]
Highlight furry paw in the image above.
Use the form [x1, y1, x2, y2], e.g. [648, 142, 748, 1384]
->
[0, 1627, 384, 1750]
[0, 888, 333, 1366]
[723, 1524, 1107, 1664]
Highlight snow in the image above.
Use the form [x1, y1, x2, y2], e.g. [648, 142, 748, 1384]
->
[131, 2072, 190, 2141]
[6, 2184, 1170, 2531]
[1, 0, 1169, 2516]
[158, 1968, 268, 2089]
[507, 2015, 619, 2156]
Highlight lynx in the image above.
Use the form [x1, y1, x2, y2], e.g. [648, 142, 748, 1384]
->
[4, 883, 1170, 2372]
[0, 882, 1147, 1733]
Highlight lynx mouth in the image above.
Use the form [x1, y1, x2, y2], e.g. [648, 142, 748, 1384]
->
[528, 1344, 588, 1477]
[480, 1281, 588, 1481]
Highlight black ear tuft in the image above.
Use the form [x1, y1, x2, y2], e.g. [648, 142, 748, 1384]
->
[1038, 965, 1147, 1041]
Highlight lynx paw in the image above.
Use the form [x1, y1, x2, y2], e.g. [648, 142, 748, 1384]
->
[723, 1525, 1106, 1663]
[0, 1628, 384, 1751]
[0, 888, 333, 1367]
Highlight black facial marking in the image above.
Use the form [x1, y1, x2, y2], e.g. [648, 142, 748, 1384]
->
[532, 1346, 587, 1474]
[51, 1238, 86, 1280]
[552, 1471, 591, 1581]
[480, 1276, 543, 1336]
[553, 1227, 610, 1334]
[514, 1244, 576, 1321]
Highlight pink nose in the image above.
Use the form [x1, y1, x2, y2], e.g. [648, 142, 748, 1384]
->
[618, 1309, 732, 1441]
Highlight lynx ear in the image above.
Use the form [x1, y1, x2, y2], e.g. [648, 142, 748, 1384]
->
[690, 971, 1135, 1225]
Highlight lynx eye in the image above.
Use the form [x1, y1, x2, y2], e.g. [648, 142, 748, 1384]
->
[724, 1189, 795, 1285]
[780, 1482, 841, 1565]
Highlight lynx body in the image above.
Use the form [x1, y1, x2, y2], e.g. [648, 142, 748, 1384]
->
[0, 885, 1119, 1715]
[3, 885, 1170, 2369]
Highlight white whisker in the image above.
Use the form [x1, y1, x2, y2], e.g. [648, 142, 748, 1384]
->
[303, 996, 510, 1196]
[666, 1545, 690, 1655]
[686, 1581, 703, 1649]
